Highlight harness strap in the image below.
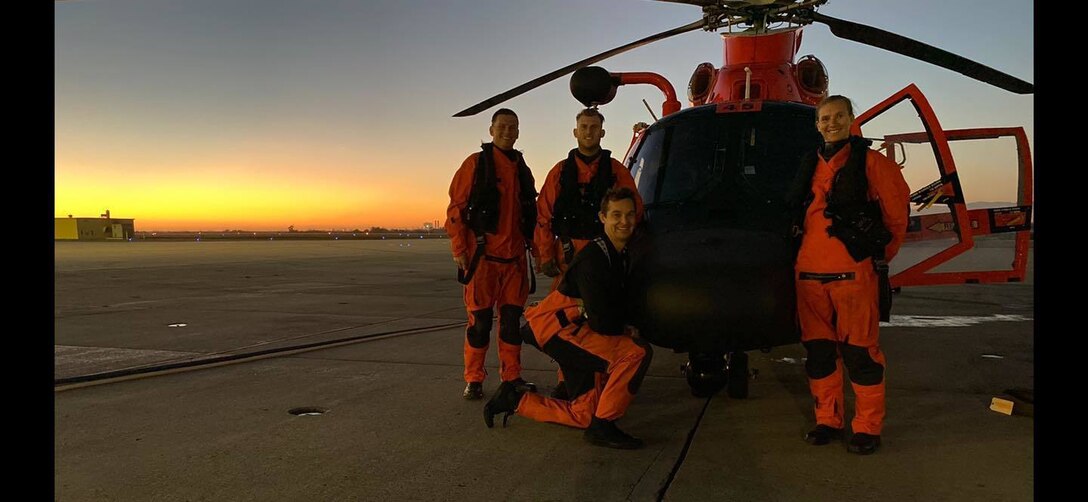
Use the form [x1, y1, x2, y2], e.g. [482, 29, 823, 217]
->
[457, 234, 487, 284]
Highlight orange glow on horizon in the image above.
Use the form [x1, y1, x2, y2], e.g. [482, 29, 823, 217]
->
[55, 164, 448, 231]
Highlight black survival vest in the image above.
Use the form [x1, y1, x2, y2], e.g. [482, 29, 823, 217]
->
[464, 142, 537, 240]
[788, 136, 891, 262]
[459, 143, 538, 288]
[551, 149, 615, 241]
[787, 135, 894, 320]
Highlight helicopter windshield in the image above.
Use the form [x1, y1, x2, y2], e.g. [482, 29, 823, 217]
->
[628, 102, 821, 232]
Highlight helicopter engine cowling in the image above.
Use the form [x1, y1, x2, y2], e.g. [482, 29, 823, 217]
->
[708, 27, 809, 104]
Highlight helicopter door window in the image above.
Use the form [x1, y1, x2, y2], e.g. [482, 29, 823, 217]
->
[629, 127, 665, 205]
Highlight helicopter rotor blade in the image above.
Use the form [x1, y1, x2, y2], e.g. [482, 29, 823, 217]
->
[810, 12, 1033, 94]
[654, 0, 794, 6]
[452, 18, 706, 117]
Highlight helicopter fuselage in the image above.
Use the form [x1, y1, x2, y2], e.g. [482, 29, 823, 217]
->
[624, 101, 821, 353]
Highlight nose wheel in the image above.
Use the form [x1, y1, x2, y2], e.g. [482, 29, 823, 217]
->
[681, 351, 749, 398]
[726, 351, 749, 399]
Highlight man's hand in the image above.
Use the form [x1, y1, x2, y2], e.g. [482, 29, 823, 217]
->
[454, 254, 468, 270]
[539, 260, 560, 278]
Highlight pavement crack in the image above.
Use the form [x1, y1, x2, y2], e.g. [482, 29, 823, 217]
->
[655, 395, 713, 501]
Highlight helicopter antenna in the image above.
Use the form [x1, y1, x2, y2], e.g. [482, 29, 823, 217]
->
[641, 99, 660, 122]
[743, 67, 753, 100]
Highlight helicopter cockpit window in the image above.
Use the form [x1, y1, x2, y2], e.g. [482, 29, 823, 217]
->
[657, 117, 719, 204]
[629, 127, 665, 205]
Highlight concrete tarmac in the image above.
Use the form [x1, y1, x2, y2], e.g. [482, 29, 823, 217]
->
[55, 239, 1033, 501]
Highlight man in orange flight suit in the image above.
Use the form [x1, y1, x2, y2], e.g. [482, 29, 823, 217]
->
[793, 95, 910, 455]
[482, 187, 652, 450]
[445, 108, 538, 400]
[535, 108, 644, 399]
[536, 107, 644, 285]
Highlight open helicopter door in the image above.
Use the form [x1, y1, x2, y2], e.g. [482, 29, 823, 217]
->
[853, 84, 1033, 287]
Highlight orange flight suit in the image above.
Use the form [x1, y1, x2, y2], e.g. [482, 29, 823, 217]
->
[446, 145, 534, 384]
[535, 151, 643, 290]
[795, 143, 909, 436]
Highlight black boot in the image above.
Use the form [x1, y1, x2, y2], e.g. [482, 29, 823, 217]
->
[462, 382, 484, 400]
[804, 424, 844, 446]
[847, 433, 881, 455]
[483, 381, 526, 428]
[583, 417, 643, 449]
[550, 383, 570, 400]
[506, 377, 537, 393]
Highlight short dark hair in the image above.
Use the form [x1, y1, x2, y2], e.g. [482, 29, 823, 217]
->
[577, 108, 604, 124]
[817, 95, 854, 116]
[600, 186, 636, 213]
[491, 108, 518, 123]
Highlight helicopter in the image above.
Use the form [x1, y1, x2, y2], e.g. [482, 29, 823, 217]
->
[453, 0, 1034, 397]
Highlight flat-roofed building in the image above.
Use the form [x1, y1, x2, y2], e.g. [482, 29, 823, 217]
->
[55, 214, 135, 241]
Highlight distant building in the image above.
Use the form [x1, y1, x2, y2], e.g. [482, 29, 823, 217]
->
[55, 211, 135, 240]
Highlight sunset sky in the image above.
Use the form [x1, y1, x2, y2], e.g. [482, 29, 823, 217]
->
[55, 0, 1034, 231]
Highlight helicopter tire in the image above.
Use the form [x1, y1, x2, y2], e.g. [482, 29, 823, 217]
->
[682, 353, 727, 398]
[726, 351, 749, 399]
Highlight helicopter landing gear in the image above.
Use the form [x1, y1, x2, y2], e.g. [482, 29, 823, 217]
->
[681, 353, 726, 398]
[681, 351, 750, 398]
[726, 351, 749, 399]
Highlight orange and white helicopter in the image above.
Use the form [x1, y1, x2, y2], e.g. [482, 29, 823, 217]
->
[455, 0, 1033, 397]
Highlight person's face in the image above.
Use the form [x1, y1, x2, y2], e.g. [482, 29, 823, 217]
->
[816, 100, 854, 143]
[574, 114, 605, 152]
[599, 197, 636, 245]
[490, 114, 519, 150]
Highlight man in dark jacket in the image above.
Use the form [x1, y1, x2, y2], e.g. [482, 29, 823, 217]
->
[483, 187, 653, 450]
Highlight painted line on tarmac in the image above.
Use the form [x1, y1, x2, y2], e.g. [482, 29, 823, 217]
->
[881, 314, 1032, 328]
